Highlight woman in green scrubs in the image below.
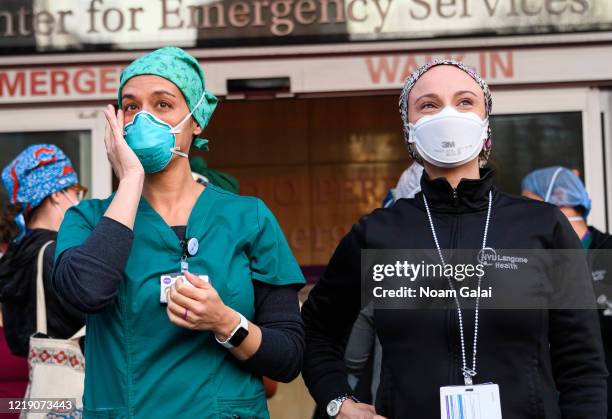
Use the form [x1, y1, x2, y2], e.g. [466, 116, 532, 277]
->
[52, 47, 305, 419]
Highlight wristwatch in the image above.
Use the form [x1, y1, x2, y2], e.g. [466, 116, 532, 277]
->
[215, 312, 249, 349]
[326, 394, 358, 418]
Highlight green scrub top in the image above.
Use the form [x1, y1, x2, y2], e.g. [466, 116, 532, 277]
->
[55, 184, 305, 419]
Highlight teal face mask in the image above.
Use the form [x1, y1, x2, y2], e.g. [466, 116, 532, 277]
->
[123, 93, 206, 174]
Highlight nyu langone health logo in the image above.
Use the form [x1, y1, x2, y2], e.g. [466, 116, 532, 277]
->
[477, 248, 528, 270]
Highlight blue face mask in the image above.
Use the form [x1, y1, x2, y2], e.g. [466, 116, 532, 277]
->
[123, 94, 206, 174]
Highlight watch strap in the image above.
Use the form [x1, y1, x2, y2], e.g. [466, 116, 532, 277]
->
[215, 312, 249, 349]
[327, 394, 358, 418]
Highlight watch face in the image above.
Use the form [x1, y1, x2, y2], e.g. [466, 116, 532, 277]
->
[326, 400, 340, 416]
[228, 326, 249, 347]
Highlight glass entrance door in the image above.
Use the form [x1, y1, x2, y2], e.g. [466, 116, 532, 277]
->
[0, 106, 111, 208]
[493, 87, 607, 231]
[489, 112, 584, 194]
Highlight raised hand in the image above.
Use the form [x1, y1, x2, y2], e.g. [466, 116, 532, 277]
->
[103, 105, 143, 181]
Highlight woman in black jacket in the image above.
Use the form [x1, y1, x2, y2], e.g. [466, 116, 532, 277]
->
[302, 60, 607, 419]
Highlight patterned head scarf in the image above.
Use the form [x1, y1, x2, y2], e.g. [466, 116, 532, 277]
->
[2, 144, 80, 241]
[398, 59, 493, 167]
[119, 47, 218, 147]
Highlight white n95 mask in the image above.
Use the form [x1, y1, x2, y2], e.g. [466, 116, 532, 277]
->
[407, 106, 489, 168]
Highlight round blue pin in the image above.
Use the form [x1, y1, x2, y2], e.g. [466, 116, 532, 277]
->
[187, 237, 199, 256]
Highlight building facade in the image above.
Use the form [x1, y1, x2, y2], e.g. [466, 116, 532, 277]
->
[0, 0, 611, 268]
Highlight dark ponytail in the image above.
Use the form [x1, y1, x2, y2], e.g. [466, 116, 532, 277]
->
[0, 203, 24, 244]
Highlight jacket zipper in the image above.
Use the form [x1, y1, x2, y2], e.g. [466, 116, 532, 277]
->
[448, 188, 461, 384]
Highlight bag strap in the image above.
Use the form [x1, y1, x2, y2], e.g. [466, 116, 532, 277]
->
[35, 241, 55, 335]
[69, 326, 86, 341]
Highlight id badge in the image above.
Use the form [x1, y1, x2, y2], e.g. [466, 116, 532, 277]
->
[159, 273, 209, 304]
[440, 383, 502, 419]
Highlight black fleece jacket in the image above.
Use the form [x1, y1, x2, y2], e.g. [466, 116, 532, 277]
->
[302, 169, 607, 419]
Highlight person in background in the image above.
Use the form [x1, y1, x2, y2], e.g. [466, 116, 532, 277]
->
[522, 165, 612, 418]
[382, 162, 424, 208]
[0, 215, 28, 419]
[521, 166, 596, 251]
[0, 144, 86, 358]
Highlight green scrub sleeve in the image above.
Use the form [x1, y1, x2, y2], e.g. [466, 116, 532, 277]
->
[249, 199, 305, 287]
[54, 201, 99, 262]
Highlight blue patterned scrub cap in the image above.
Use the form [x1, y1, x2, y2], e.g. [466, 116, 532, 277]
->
[2, 144, 79, 211]
[2, 144, 80, 241]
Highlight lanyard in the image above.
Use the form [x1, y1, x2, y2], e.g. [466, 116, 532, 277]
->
[422, 189, 493, 385]
[179, 237, 200, 273]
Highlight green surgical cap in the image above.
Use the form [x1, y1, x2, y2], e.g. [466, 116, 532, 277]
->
[118, 47, 218, 134]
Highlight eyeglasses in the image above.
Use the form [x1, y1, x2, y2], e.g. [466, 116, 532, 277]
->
[66, 185, 87, 201]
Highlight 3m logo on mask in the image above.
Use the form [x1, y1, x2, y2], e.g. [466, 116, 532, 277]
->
[407, 106, 489, 169]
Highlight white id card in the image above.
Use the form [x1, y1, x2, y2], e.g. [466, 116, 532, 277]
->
[159, 273, 209, 304]
[440, 383, 502, 419]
